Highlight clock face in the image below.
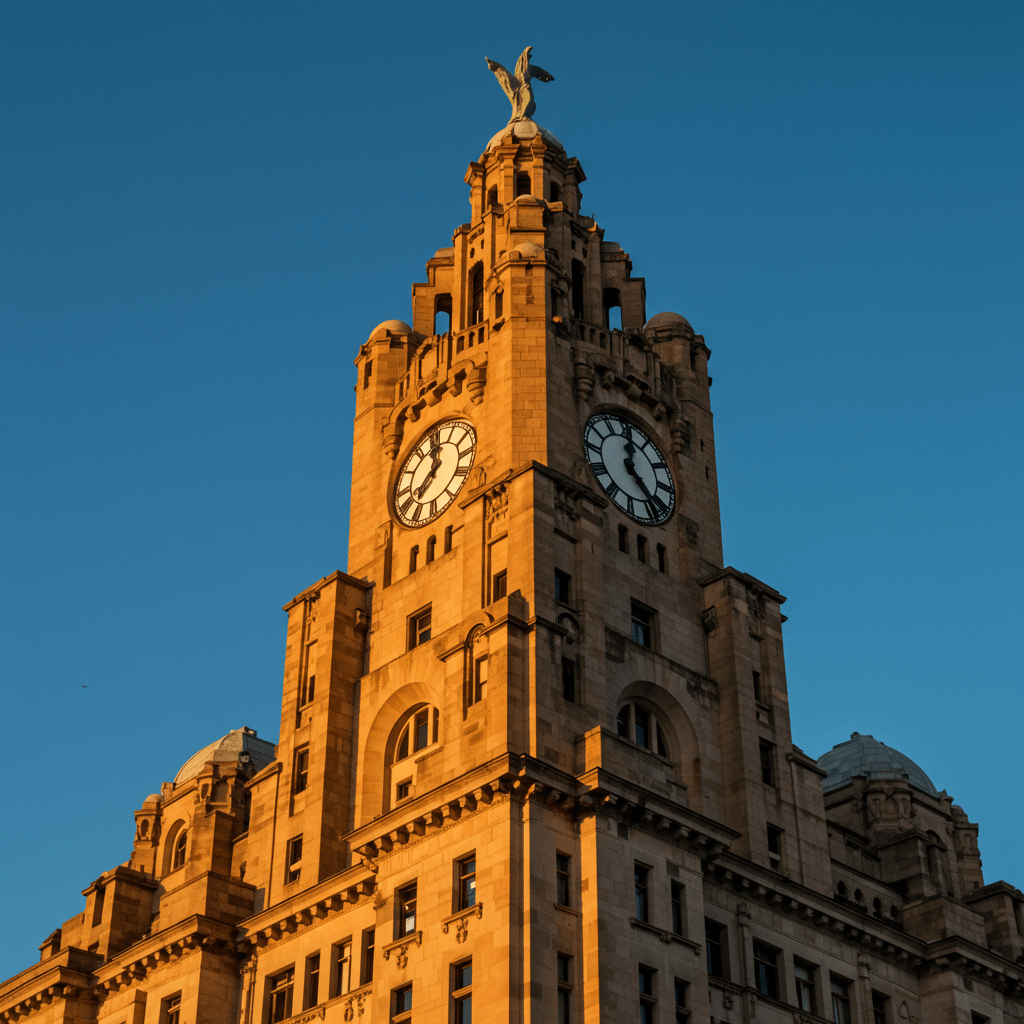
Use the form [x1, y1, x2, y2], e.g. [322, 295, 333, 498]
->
[394, 420, 477, 527]
[583, 413, 675, 525]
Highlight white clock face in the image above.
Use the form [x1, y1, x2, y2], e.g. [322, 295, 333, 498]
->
[583, 413, 675, 525]
[394, 420, 477, 527]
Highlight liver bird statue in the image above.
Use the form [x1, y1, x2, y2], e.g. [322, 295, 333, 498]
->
[484, 46, 555, 122]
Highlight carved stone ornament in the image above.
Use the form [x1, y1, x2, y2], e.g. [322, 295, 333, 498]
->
[290, 1008, 326, 1023]
[485, 483, 509, 532]
[466, 363, 487, 405]
[573, 358, 596, 402]
[557, 612, 580, 645]
[702, 607, 718, 634]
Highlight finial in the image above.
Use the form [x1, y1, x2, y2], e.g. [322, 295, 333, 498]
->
[484, 46, 555, 123]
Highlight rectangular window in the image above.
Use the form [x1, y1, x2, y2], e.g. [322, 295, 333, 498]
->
[705, 919, 727, 978]
[831, 977, 852, 1024]
[630, 602, 653, 648]
[674, 978, 689, 1023]
[795, 961, 816, 1013]
[752, 669, 765, 703]
[333, 940, 352, 997]
[294, 747, 309, 795]
[561, 657, 576, 702]
[556, 853, 571, 906]
[396, 778, 412, 801]
[657, 543, 666, 573]
[472, 656, 487, 705]
[767, 825, 782, 870]
[452, 960, 472, 1024]
[392, 983, 413, 1023]
[285, 836, 302, 884]
[618, 524, 628, 552]
[269, 968, 295, 1023]
[639, 965, 656, 1024]
[634, 863, 650, 922]
[557, 954, 573, 1024]
[759, 740, 775, 786]
[555, 568, 571, 603]
[305, 953, 320, 1009]
[361, 928, 375, 985]
[92, 885, 105, 926]
[162, 994, 181, 1024]
[492, 569, 508, 600]
[637, 535, 647, 563]
[634, 706, 651, 748]
[753, 941, 779, 999]
[670, 881, 685, 935]
[872, 992, 890, 1024]
[457, 855, 476, 910]
[409, 607, 432, 649]
[396, 882, 417, 938]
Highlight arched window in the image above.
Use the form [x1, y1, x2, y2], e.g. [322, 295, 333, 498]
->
[434, 293, 452, 335]
[603, 288, 622, 331]
[616, 703, 669, 758]
[515, 172, 531, 197]
[487, 185, 498, 209]
[172, 829, 188, 869]
[393, 704, 440, 765]
[549, 181, 561, 203]
[494, 289, 503, 320]
[469, 264, 484, 326]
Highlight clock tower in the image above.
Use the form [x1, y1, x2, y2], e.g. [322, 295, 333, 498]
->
[240, 63, 830, 1018]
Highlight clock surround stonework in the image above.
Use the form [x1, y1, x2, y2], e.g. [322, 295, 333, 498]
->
[3, 113, 1021, 1024]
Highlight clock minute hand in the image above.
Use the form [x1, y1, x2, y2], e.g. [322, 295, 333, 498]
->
[415, 452, 443, 498]
[623, 454, 654, 500]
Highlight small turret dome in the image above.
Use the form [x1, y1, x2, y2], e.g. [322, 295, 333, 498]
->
[513, 241, 546, 259]
[644, 311, 694, 334]
[367, 320, 413, 343]
[173, 727, 276, 787]
[817, 733, 939, 797]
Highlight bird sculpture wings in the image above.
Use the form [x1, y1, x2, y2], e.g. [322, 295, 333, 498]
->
[485, 46, 554, 122]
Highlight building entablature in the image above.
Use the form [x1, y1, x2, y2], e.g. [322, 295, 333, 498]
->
[0, 947, 101, 1019]
[238, 864, 376, 953]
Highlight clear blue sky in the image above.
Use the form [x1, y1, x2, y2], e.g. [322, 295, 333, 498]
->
[2, 1, 1021, 979]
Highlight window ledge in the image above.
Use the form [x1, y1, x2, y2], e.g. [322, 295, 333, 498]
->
[442, 902, 484, 938]
[381, 930, 421, 968]
[628, 918, 702, 953]
[553, 902, 581, 917]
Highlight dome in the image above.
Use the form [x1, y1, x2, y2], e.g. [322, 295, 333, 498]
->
[817, 733, 939, 797]
[367, 320, 413, 343]
[644, 311, 694, 334]
[173, 727, 276, 787]
[485, 117, 563, 152]
[513, 241, 546, 259]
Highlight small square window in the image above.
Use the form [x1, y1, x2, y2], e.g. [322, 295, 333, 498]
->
[409, 607, 432, 649]
[396, 779, 412, 802]
[556, 853, 571, 907]
[285, 836, 302, 884]
[293, 747, 309, 794]
[630, 602, 654, 648]
[555, 568, 571, 603]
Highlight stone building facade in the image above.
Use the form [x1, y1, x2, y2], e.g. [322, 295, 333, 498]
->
[2, 107, 1022, 1024]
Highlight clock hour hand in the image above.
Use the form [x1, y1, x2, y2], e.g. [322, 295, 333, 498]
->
[622, 447, 654, 501]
